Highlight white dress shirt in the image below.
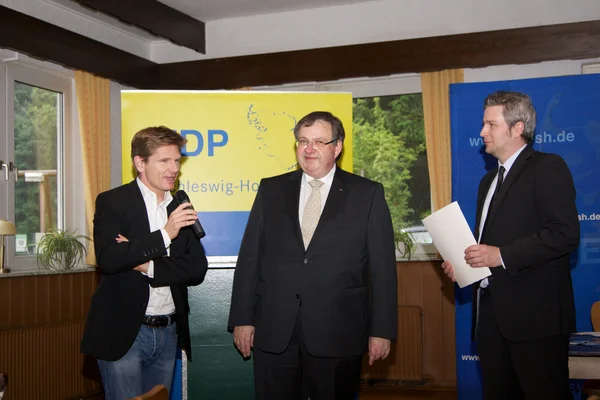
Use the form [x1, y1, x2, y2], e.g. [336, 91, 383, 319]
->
[479, 144, 527, 287]
[299, 165, 336, 226]
[136, 178, 175, 316]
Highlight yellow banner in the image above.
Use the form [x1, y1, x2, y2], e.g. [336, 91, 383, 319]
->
[122, 91, 353, 211]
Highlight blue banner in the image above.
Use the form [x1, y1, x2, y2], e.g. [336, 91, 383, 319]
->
[450, 74, 600, 399]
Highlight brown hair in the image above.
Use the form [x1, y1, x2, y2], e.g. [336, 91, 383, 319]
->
[130, 126, 186, 162]
[293, 111, 346, 143]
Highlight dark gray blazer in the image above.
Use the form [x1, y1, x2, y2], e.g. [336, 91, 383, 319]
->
[228, 168, 398, 357]
[81, 180, 207, 361]
[473, 146, 579, 342]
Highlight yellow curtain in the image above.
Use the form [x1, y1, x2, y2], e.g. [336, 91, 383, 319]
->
[75, 71, 111, 266]
[421, 69, 464, 212]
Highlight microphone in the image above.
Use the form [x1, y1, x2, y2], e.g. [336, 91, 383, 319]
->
[174, 190, 206, 239]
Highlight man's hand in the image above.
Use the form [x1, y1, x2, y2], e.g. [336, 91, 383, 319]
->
[368, 337, 391, 365]
[233, 325, 255, 358]
[115, 234, 149, 273]
[164, 202, 198, 240]
[441, 261, 456, 282]
[465, 244, 501, 268]
[133, 262, 149, 273]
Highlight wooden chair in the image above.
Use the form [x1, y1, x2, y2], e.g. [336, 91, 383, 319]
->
[129, 384, 169, 400]
[592, 301, 600, 332]
[586, 302, 600, 400]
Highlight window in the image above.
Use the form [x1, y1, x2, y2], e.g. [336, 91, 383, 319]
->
[0, 53, 84, 270]
[352, 93, 431, 238]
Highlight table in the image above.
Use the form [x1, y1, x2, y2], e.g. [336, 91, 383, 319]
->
[569, 332, 600, 379]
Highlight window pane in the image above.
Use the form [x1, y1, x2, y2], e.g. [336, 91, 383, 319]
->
[352, 94, 432, 242]
[13, 82, 60, 255]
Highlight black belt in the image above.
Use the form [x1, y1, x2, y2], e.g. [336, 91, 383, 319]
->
[142, 313, 177, 328]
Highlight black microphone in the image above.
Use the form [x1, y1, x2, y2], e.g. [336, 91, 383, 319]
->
[174, 190, 206, 239]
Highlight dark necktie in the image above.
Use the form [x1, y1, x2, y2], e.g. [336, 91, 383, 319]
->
[480, 166, 505, 243]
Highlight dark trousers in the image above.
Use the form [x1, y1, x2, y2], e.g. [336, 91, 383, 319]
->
[478, 289, 572, 400]
[253, 312, 363, 400]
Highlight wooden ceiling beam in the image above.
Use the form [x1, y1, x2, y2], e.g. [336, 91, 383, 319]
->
[0, 6, 159, 88]
[1, 6, 599, 92]
[158, 20, 600, 89]
[73, 0, 206, 54]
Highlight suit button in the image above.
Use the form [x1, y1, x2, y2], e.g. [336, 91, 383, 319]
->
[304, 259, 308, 264]
[143, 252, 147, 257]
[296, 294, 300, 299]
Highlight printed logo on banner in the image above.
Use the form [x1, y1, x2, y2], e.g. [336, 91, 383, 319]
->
[121, 91, 353, 256]
[121, 92, 353, 212]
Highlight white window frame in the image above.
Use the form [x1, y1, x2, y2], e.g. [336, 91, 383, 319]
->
[0, 51, 85, 271]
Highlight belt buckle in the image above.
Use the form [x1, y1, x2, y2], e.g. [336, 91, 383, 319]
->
[144, 314, 174, 328]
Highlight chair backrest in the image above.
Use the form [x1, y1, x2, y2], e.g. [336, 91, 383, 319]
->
[129, 384, 169, 400]
[591, 301, 600, 332]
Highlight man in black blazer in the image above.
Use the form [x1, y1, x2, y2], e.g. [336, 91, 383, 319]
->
[443, 91, 579, 400]
[81, 126, 208, 400]
[228, 111, 398, 399]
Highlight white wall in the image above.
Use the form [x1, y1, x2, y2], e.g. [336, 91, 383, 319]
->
[465, 58, 600, 83]
[151, 0, 600, 63]
[110, 81, 123, 188]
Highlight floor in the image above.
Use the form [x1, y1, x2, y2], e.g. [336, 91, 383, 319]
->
[359, 385, 457, 400]
[84, 385, 458, 400]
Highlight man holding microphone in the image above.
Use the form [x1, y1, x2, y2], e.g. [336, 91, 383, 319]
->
[81, 126, 208, 399]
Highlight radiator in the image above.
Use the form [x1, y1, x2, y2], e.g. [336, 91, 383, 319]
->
[361, 306, 424, 381]
[0, 321, 96, 400]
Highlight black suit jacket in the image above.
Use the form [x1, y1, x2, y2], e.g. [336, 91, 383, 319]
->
[473, 146, 579, 342]
[81, 180, 208, 361]
[228, 168, 398, 357]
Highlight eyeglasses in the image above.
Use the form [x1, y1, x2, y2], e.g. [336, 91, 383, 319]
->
[295, 138, 338, 148]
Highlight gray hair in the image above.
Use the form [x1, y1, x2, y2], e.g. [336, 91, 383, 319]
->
[484, 91, 536, 143]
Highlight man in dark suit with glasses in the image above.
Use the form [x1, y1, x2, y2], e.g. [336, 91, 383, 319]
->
[228, 111, 398, 400]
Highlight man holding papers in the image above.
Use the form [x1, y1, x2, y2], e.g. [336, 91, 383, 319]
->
[442, 91, 579, 400]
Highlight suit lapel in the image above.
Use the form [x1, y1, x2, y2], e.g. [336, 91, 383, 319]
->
[475, 171, 495, 239]
[308, 168, 346, 249]
[127, 180, 151, 234]
[486, 146, 534, 228]
[285, 170, 304, 247]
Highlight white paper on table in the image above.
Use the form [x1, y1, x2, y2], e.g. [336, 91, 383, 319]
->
[422, 201, 491, 288]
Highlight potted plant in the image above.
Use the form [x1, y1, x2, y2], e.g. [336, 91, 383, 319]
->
[36, 228, 91, 271]
[394, 228, 416, 260]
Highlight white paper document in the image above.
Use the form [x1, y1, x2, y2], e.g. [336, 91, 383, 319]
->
[422, 201, 491, 288]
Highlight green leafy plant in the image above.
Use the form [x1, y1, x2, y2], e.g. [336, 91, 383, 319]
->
[35, 229, 91, 270]
[395, 228, 416, 260]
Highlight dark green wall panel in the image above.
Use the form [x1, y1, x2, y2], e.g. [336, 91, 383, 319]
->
[188, 268, 255, 399]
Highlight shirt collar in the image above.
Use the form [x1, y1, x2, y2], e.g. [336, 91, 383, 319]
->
[303, 165, 336, 187]
[499, 144, 527, 175]
[136, 177, 173, 206]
